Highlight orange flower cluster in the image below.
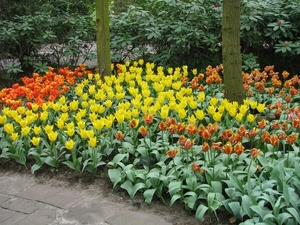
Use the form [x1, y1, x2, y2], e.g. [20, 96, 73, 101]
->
[0, 65, 89, 109]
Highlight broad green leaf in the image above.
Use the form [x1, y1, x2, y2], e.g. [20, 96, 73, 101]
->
[250, 205, 269, 220]
[195, 204, 208, 222]
[143, 189, 156, 204]
[278, 213, 292, 225]
[228, 173, 244, 193]
[31, 164, 42, 174]
[211, 181, 222, 193]
[121, 180, 145, 199]
[122, 142, 135, 154]
[108, 168, 122, 188]
[169, 194, 181, 206]
[168, 180, 182, 196]
[286, 208, 300, 224]
[228, 202, 242, 220]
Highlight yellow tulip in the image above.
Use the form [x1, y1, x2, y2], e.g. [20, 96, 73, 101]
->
[31, 137, 40, 146]
[228, 107, 237, 117]
[89, 112, 98, 122]
[17, 106, 26, 115]
[247, 114, 255, 123]
[77, 120, 85, 129]
[60, 104, 68, 113]
[0, 114, 8, 124]
[4, 123, 14, 134]
[44, 125, 54, 134]
[207, 105, 216, 115]
[21, 126, 31, 136]
[235, 113, 244, 122]
[56, 118, 65, 129]
[209, 97, 219, 106]
[59, 96, 66, 104]
[195, 109, 205, 120]
[33, 126, 41, 135]
[31, 103, 39, 112]
[198, 92, 206, 102]
[178, 108, 187, 120]
[48, 131, 58, 142]
[80, 129, 87, 139]
[257, 103, 265, 113]
[88, 137, 97, 148]
[40, 111, 48, 121]
[188, 115, 197, 124]
[65, 139, 75, 151]
[239, 104, 248, 115]
[10, 132, 19, 141]
[92, 119, 104, 130]
[69, 100, 79, 111]
[86, 129, 95, 139]
[213, 112, 222, 122]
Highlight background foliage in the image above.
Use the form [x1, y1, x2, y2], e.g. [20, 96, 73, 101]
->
[110, 0, 300, 74]
[0, 0, 96, 84]
[1, 0, 300, 82]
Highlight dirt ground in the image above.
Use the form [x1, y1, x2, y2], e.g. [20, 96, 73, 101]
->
[0, 158, 236, 225]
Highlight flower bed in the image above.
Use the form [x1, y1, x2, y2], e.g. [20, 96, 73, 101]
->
[0, 61, 299, 224]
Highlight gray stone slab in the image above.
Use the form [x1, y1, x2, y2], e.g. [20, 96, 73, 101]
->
[106, 210, 172, 225]
[15, 206, 56, 225]
[0, 208, 27, 225]
[1, 197, 38, 214]
[0, 194, 10, 204]
[0, 176, 32, 195]
[17, 185, 83, 209]
[66, 201, 125, 223]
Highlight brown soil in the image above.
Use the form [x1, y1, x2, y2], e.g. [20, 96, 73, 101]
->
[0, 158, 236, 225]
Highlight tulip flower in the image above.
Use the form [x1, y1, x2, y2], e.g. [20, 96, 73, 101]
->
[48, 131, 58, 142]
[65, 139, 75, 150]
[31, 137, 40, 146]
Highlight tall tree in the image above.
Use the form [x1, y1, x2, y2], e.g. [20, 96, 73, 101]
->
[222, 0, 244, 104]
[95, 0, 111, 78]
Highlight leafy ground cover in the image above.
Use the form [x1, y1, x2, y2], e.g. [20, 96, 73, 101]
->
[0, 61, 300, 224]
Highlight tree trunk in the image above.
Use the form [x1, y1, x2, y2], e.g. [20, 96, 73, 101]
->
[222, 0, 244, 104]
[95, 0, 111, 78]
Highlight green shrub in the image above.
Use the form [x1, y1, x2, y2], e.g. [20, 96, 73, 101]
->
[0, 0, 96, 80]
[110, 0, 300, 73]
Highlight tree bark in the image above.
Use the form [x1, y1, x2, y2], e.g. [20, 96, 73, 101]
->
[95, 0, 111, 78]
[222, 0, 244, 104]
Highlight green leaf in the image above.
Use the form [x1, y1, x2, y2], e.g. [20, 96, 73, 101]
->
[228, 173, 244, 193]
[250, 205, 269, 220]
[108, 168, 122, 188]
[211, 181, 222, 193]
[225, 188, 236, 198]
[122, 142, 135, 154]
[228, 201, 243, 220]
[120, 180, 145, 199]
[143, 189, 156, 204]
[286, 208, 300, 224]
[45, 156, 57, 168]
[170, 194, 181, 206]
[31, 164, 42, 174]
[278, 213, 292, 225]
[168, 181, 182, 196]
[195, 204, 208, 222]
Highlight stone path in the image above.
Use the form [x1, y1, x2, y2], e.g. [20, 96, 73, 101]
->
[0, 173, 172, 225]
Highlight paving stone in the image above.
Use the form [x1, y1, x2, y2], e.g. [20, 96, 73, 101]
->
[0, 176, 32, 195]
[105, 210, 172, 225]
[0, 208, 27, 225]
[15, 206, 56, 225]
[66, 201, 125, 223]
[1, 197, 38, 214]
[0, 194, 10, 204]
[17, 185, 83, 209]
